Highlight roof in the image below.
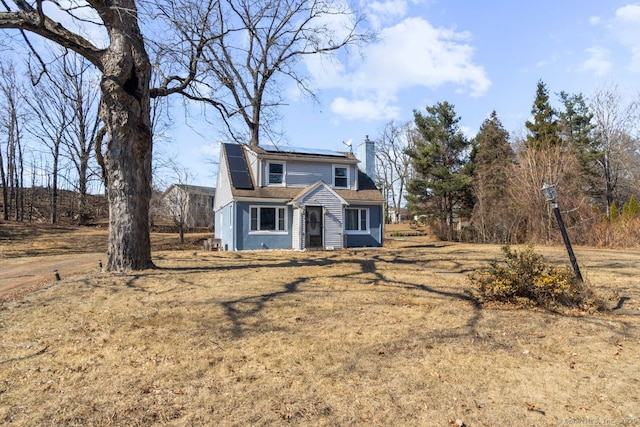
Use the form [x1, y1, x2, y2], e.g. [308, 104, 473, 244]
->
[229, 177, 384, 203]
[248, 144, 359, 164]
[290, 181, 348, 206]
[221, 143, 384, 204]
[164, 184, 216, 197]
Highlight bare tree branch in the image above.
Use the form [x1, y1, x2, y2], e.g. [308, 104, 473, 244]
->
[0, 2, 104, 68]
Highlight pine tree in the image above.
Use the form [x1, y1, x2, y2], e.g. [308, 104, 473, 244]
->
[472, 111, 515, 242]
[407, 101, 473, 239]
[610, 201, 620, 221]
[622, 195, 640, 220]
[558, 91, 600, 195]
[526, 80, 561, 150]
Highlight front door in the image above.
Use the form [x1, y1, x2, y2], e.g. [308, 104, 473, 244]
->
[305, 206, 323, 249]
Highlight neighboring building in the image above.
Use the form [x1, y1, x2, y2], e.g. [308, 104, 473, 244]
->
[214, 141, 384, 251]
[162, 184, 216, 228]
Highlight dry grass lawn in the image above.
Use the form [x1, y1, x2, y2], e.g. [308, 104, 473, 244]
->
[1, 224, 639, 426]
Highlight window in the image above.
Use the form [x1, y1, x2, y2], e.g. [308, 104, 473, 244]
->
[268, 162, 285, 185]
[334, 166, 348, 188]
[250, 206, 287, 232]
[345, 208, 368, 233]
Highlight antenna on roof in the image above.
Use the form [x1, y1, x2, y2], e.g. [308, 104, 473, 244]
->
[342, 138, 353, 153]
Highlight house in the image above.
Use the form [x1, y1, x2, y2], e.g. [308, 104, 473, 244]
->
[162, 184, 216, 229]
[213, 140, 384, 251]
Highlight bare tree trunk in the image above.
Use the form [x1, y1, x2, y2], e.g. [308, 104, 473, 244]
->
[17, 131, 24, 222]
[100, 17, 154, 272]
[0, 144, 7, 221]
[50, 142, 59, 224]
[77, 160, 89, 225]
[7, 142, 14, 220]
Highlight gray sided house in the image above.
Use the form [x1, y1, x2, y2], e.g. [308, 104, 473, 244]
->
[162, 184, 216, 228]
[214, 142, 384, 251]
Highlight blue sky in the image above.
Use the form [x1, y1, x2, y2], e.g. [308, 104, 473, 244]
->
[159, 1, 640, 187]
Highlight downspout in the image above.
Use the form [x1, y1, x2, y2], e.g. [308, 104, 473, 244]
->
[381, 203, 385, 246]
[232, 202, 237, 250]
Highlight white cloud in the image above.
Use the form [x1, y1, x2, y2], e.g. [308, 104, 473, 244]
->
[580, 47, 612, 76]
[536, 54, 558, 68]
[366, 0, 408, 29]
[330, 96, 401, 120]
[611, 4, 640, 72]
[589, 16, 602, 26]
[308, 16, 491, 121]
[615, 4, 640, 21]
[304, 54, 348, 92]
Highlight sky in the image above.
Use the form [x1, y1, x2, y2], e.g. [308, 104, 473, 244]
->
[3, 1, 638, 189]
[165, 0, 640, 188]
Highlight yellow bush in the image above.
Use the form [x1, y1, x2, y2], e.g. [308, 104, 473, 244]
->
[469, 244, 600, 309]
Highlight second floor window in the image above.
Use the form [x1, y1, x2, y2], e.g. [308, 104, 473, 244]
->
[268, 162, 284, 185]
[334, 166, 348, 188]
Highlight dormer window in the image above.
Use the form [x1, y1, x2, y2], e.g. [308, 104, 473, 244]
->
[267, 162, 285, 185]
[333, 166, 348, 188]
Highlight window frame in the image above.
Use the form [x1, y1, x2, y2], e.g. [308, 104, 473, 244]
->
[333, 165, 349, 188]
[344, 207, 369, 234]
[249, 205, 288, 234]
[266, 161, 286, 186]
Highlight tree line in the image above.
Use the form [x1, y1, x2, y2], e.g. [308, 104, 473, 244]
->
[374, 80, 640, 247]
[0, 55, 102, 225]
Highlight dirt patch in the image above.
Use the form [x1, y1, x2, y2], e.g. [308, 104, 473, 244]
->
[0, 253, 104, 302]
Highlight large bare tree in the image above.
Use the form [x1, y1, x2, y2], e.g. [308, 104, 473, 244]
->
[0, 0, 209, 271]
[183, 0, 371, 146]
[26, 61, 74, 224]
[589, 84, 640, 218]
[1, 0, 367, 270]
[60, 52, 102, 225]
[1, 1, 155, 270]
[0, 62, 27, 222]
[374, 121, 413, 224]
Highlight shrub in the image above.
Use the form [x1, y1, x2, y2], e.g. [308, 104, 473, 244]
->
[468, 244, 602, 310]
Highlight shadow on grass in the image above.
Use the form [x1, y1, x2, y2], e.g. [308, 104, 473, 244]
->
[207, 252, 484, 339]
[79, 248, 636, 342]
[221, 280, 304, 338]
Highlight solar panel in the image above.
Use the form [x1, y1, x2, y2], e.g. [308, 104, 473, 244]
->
[224, 144, 254, 190]
[262, 144, 346, 158]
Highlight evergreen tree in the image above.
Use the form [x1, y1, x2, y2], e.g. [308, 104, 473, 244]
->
[407, 101, 473, 239]
[622, 195, 640, 220]
[471, 111, 515, 242]
[558, 91, 601, 195]
[610, 200, 620, 221]
[525, 80, 561, 150]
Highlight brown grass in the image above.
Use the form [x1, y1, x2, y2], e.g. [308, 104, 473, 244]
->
[0, 222, 209, 258]
[1, 225, 639, 426]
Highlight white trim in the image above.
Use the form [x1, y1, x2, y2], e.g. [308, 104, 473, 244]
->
[344, 207, 370, 235]
[343, 200, 384, 205]
[266, 161, 286, 186]
[332, 164, 349, 189]
[291, 181, 349, 206]
[236, 197, 290, 203]
[249, 205, 288, 233]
